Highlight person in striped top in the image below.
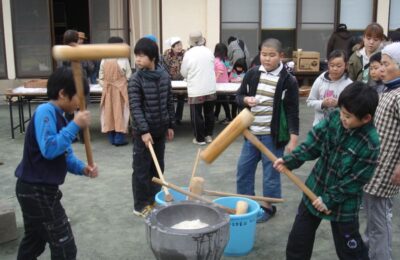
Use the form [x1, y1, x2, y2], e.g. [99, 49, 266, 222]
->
[274, 82, 380, 259]
[235, 38, 299, 223]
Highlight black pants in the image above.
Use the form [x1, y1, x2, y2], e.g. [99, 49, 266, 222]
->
[287, 201, 369, 260]
[190, 100, 215, 142]
[175, 95, 185, 121]
[16, 180, 77, 260]
[214, 96, 231, 120]
[229, 95, 238, 118]
[132, 133, 166, 211]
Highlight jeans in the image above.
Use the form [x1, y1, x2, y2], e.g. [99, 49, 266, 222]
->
[16, 180, 77, 260]
[287, 201, 369, 260]
[132, 133, 165, 211]
[236, 134, 283, 198]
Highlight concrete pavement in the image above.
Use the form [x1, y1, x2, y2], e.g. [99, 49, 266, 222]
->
[0, 94, 399, 259]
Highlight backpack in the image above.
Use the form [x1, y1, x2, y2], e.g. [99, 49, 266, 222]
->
[238, 39, 246, 60]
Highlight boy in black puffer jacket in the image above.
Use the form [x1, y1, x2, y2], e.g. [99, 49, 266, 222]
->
[128, 37, 175, 218]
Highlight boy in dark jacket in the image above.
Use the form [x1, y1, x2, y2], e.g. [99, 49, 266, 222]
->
[235, 38, 299, 223]
[15, 67, 98, 260]
[274, 82, 380, 259]
[128, 37, 175, 218]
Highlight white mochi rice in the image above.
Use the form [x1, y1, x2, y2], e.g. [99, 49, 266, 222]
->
[171, 219, 209, 230]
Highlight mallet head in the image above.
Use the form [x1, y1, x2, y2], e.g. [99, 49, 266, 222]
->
[200, 108, 254, 164]
[52, 43, 130, 61]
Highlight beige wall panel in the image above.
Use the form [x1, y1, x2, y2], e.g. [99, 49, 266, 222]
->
[377, 0, 389, 35]
[2, 0, 15, 79]
[161, 0, 219, 52]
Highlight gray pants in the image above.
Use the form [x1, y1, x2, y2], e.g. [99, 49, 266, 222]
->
[363, 192, 393, 260]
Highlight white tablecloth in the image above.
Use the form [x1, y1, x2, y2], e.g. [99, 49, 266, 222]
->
[11, 82, 240, 95]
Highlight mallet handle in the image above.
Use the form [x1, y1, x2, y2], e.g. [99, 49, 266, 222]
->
[190, 148, 201, 180]
[148, 143, 173, 202]
[152, 177, 236, 214]
[71, 61, 94, 166]
[203, 190, 284, 203]
[52, 44, 130, 61]
[243, 129, 331, 215]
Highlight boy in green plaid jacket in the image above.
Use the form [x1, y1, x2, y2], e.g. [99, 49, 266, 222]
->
[274, 82, 380, 260]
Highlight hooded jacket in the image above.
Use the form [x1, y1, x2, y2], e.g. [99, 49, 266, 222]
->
[348, 44, 383, 82]
[128, 66, 175, 136]
[326, 31, 354, 59]
[307, 71, 352, 126]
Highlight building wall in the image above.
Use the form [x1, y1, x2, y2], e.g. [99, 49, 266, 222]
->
[377, 0, 390, 35]
[2, 0, 15, 79]
[161, 0, 220, 52]
[0, 1, 394, 79]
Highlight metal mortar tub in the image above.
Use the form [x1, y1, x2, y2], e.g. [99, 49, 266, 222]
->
[145, 200, 230, 260]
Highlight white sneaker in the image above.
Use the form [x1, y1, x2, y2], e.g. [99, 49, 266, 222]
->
[192, 138, 206, 145]
[205, 136, 213, 143]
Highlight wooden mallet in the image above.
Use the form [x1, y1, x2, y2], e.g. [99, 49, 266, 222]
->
[52, 44, 130, 166]
[189, 176, 204, 200]
[152, 177, 236, 214]
[200, 108, 330, 214]
[148, 142, 173, 202]
[188, 176, 284, 203]
[202, 190, 284, 204]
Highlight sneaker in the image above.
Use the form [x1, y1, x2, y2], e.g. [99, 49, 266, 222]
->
[205, 136, 213, 143]
[192, 138, 206, 146]
[133, 205, 154, 218]
[114, 141, 128, 147]
[257, 205, 276, 223]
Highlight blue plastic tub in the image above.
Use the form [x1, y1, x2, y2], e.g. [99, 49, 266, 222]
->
[155, 187, 188, 205]
[213, 197, 260, 256]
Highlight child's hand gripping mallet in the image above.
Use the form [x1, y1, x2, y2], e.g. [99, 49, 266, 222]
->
[148, 142, 173, 202]
[52, 44, 130, 166]
[200, 108, 331, 215]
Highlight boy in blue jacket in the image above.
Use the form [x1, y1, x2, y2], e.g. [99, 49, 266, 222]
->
[15, 67, 98, 260]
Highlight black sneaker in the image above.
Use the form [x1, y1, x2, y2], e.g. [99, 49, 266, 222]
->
[257, 205, 276, 223]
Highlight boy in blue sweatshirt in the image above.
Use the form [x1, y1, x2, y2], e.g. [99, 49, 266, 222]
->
[15, 67, 98, 260]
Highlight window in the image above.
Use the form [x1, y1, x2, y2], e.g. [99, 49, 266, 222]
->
[11, 0, 52, 77]
[261, 0, 296, 57]
[89, 0, 129, 44]
[221, 0, 260, 62]
[220, 0, 378, 62]
[297, 0, 335, 57]
[389, 0, 400, 30]
[340, 0, 373, 30]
